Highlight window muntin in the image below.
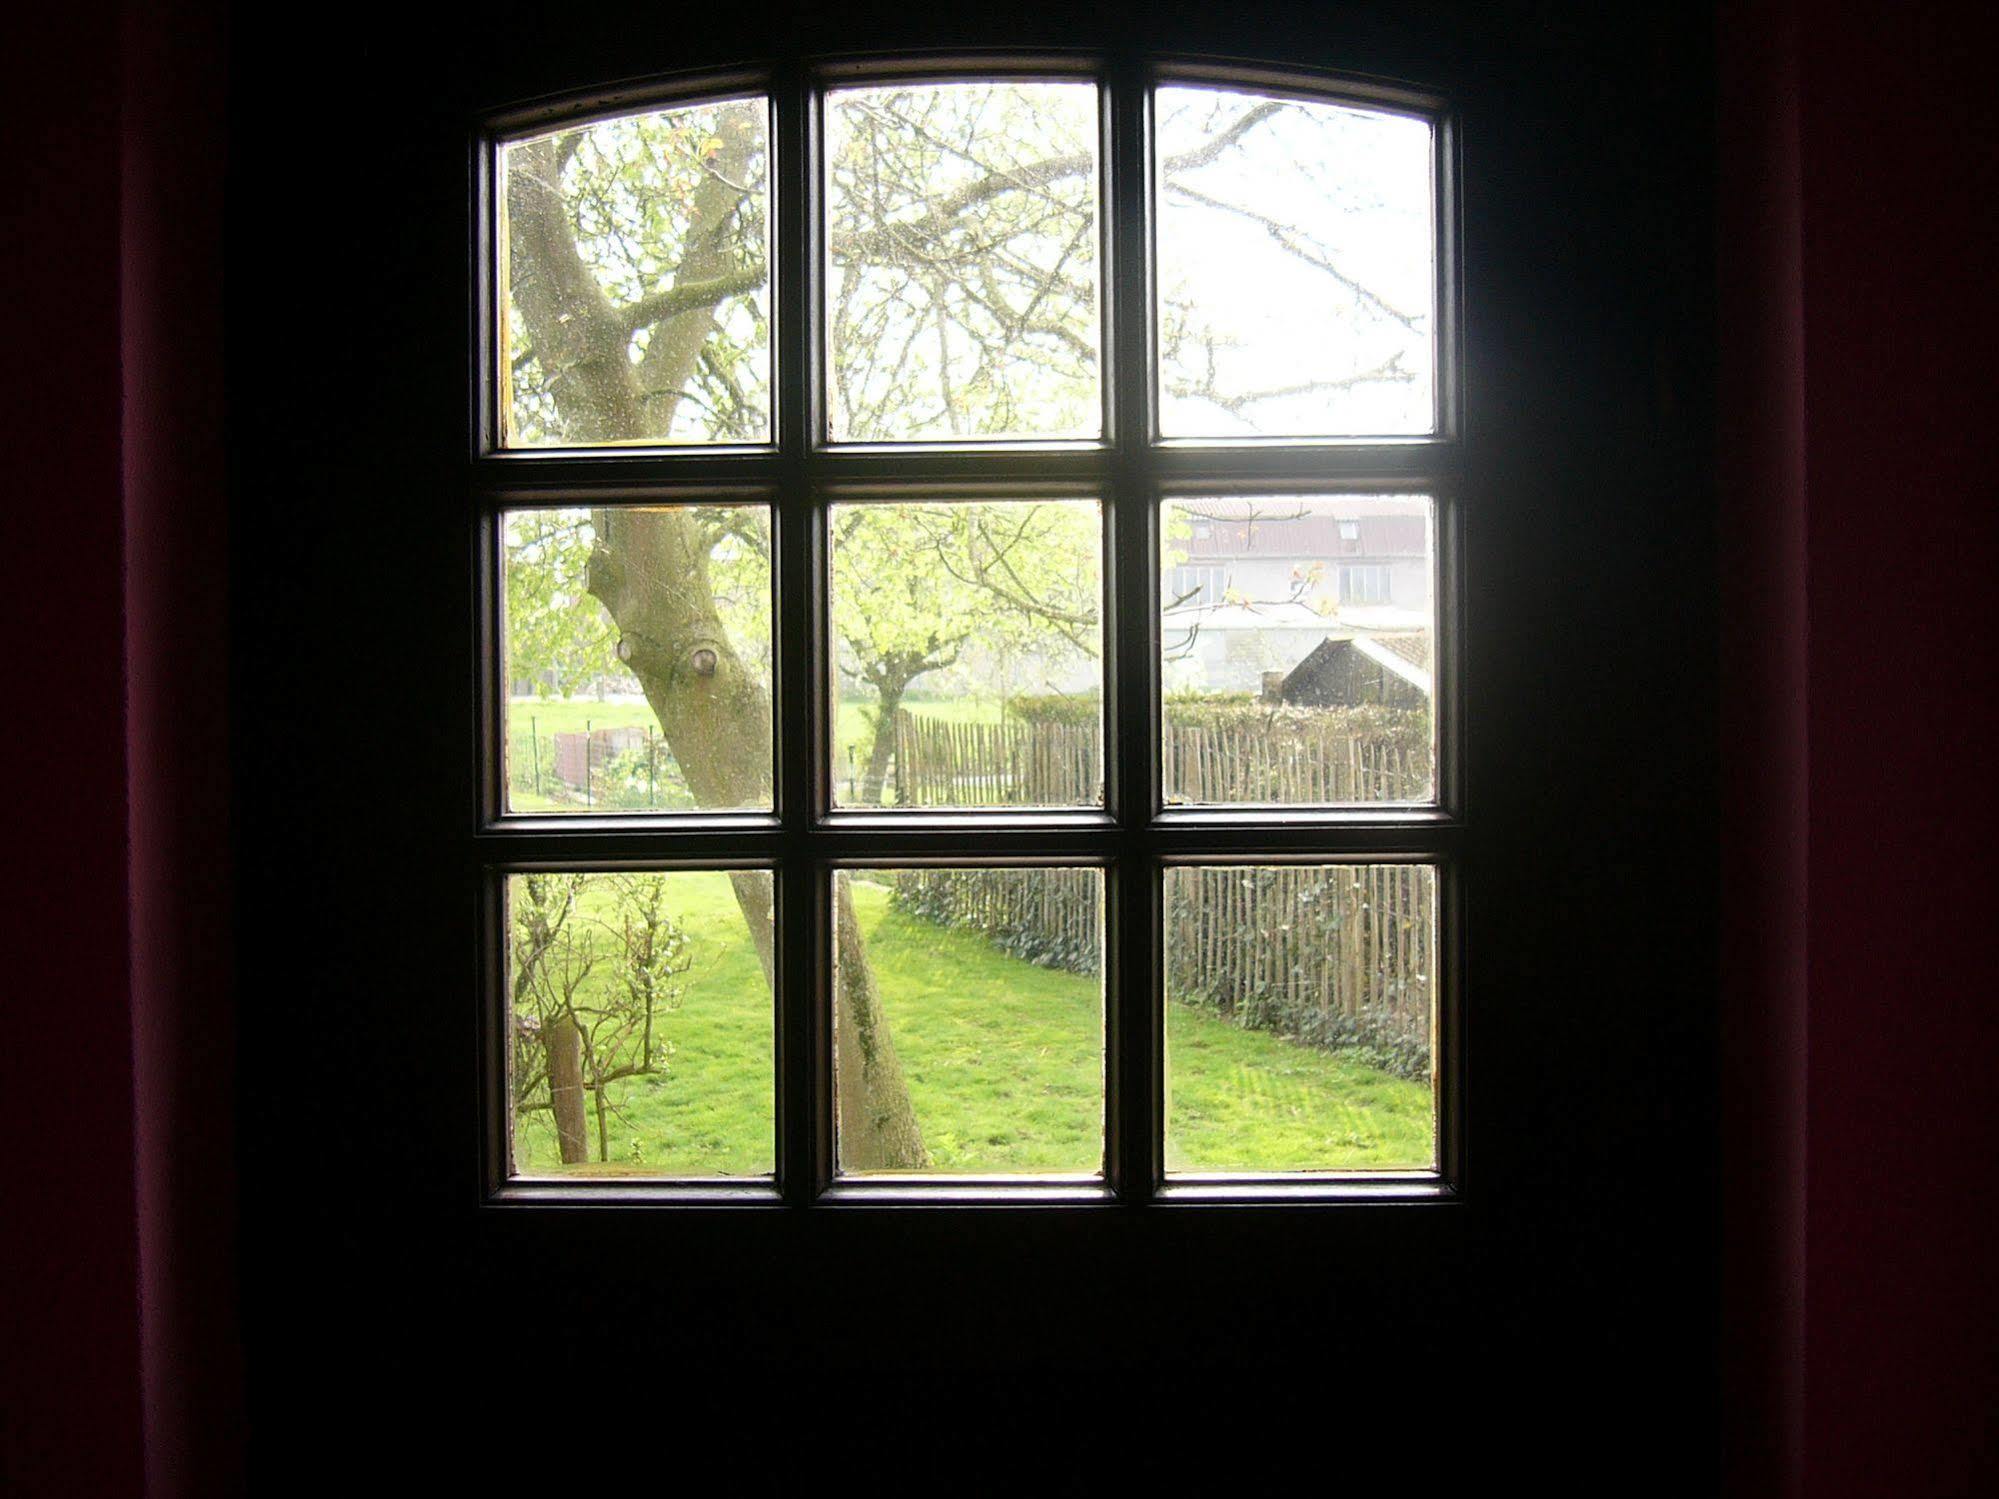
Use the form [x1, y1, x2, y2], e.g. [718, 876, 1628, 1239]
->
[480, 65, 1456, 1200]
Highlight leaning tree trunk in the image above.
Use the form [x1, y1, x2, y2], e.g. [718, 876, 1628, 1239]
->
[507, 121, 927, 1169]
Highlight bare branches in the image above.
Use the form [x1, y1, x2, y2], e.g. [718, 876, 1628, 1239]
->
[1163, 178, 1422, 332]
[1161, 98, 1287, 171]
[1164, 352, 1415, 416]
[508, 873, 695, 1167]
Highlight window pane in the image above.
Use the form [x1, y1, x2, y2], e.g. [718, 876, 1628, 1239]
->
[506, 870, 774, 1178]
[825, 81, 1102, 441]
[499, 96, 771, 446]
[1161, 495, 1435, 805]
[1155, 86, 1435, 437]
[830, 500, 1103, 808]
[834, 868, 1104, 1175]
[503, 505, 772, 813]
[1165, 864, 1437, 1173]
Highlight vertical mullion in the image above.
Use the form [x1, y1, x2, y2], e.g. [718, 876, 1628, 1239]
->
[1107, 55, 1160, 1203]
[773, 61, 820, 1205]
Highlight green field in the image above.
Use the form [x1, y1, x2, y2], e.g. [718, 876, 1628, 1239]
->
[513, 873, 1434, 1178]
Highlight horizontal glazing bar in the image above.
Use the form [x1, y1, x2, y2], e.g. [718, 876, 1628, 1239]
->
[475, 443, 1461, 495]
[476, 816, 1459, 860]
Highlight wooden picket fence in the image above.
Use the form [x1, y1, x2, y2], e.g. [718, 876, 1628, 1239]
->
[892, 714, 1100, 806]
[886, 708, 1437, 1076]
[1163, 863, 1435, 1076]
[893, 866, 1102, 979]
[892, 710, 1430, 806]
[1163, 721, 1429, 804]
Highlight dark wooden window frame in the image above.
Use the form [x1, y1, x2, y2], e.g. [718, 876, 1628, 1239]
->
[470, 50, 1465, 1208]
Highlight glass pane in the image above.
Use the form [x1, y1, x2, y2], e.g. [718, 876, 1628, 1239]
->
[825, 81, 1102, 441]
[1161, 495, 1435, 805]
[830, 500, 1103, 808]
[833, 868, 1104, 1175]
[1155, 86, 1435, 437]
[502, 505, 772, 813]
[499, 96, 771, 446]
[1165, 864, 1437, 1173]
[506, 870, 774, 1178]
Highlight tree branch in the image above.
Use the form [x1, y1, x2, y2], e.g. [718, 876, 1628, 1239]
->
[617, 263, 766, 335]
[1165, 179, 1423, 331]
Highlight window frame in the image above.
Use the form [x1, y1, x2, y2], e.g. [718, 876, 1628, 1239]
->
[471, 49, 1465, 1208]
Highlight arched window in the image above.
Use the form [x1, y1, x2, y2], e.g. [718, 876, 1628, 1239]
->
[476, 55, 1459, 1203]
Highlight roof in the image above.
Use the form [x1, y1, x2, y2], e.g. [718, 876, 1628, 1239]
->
[1369, 630, 1432, 671]
[1351, 634, 1433, 695]
[1177, 500, 1429, 561]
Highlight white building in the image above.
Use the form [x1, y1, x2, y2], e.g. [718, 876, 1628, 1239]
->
[1162, 495, 1434, 695]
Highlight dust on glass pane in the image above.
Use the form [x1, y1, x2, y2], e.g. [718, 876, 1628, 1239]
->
[825, 81, 1102, 441]
[832, 868, 1104, 1176]
[1155, 85, 1435, 437]
[829, 499, 1103, 809]
[1165, 864, 1438, 1174]
[503, 505, 772, 814]
[506, 870, 774, 1179]
[1161, 494, 1435, 805]
[499, 96, 771, 446]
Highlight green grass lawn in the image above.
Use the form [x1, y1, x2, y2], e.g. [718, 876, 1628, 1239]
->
[513, 873, 1434, 1178]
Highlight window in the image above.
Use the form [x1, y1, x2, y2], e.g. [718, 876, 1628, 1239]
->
[1339, 563, 1392, 604]
[477, 56, 1457, 1203]
[1167, 563, 1227, 607]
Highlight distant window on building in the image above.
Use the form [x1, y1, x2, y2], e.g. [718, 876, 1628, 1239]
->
[1169, 564, 1228, 607]
[1340, 563, 1391, 604]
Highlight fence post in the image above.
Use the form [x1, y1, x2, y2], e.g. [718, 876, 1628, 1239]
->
[584, 718, 593, 808]
[531, 714, 541, 797]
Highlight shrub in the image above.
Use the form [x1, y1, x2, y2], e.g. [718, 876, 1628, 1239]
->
[1006, 691, 1101, 728]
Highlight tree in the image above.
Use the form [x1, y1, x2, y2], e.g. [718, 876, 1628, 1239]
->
[500, 82, 1423, 1168]
[833, 499, 1099, 805]
[510, 872, 695, 1167]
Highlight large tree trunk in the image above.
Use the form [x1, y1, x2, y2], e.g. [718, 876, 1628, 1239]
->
[727, 869, 924, 1170]
[507, 122, 928, 1169]
[833, 875, 928, 1168]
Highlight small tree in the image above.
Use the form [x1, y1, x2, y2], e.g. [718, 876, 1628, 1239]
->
[509, 873, 693, 1167]
[833, 500, 1100, 805]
